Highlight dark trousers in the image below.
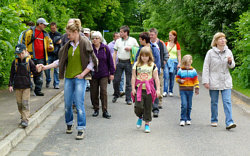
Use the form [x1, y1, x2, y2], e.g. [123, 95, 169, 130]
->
[134, 90, 152, 122]
[113, 60, 132, 102]
[32, 59, 44, 93]
[90, 77, 109, 112]
[152, 81, 159, 113]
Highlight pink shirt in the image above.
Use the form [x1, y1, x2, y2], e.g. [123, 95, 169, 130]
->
[131, 78, 156, 103]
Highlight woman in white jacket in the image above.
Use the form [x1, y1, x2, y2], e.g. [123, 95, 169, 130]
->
[202, 32, 236, 130]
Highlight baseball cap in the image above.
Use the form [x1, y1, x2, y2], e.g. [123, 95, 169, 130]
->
[15, 44, 26, 54]
[37, 18, 49, 25]
[83, 28, 90, 34]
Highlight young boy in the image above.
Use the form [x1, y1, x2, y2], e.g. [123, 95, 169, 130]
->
[8, 44, 41, 128]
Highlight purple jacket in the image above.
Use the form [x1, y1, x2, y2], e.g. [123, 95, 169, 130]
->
[92, 43, 115, 79]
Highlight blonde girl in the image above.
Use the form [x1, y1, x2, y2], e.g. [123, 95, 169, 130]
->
[131, 46, 160, 133]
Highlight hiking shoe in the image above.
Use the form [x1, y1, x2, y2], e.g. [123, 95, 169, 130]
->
[92, 110, 99, 117]
[21, 120, 28, 128]
[86, 87, 90, 92]
[103, 112, 111, 119]
[34, 91, 44, 96]
[169, 92, 173, 97]
[158, 105, 163, 109]
[75, 130, 85, 140]
[66, 125, 73, 134]
[211, 122, 218, 127]
[112, 96, 118, 103]
[226, 123, 236, 130]
[180, 121, 185, 126]
[186, 120, 191, 125]
[46, 82, 50, 88]
[163, 92, 167, 97]
[144, 125, 150, 133]
[136, 118, 142, 129]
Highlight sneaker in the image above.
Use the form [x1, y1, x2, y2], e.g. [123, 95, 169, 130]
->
[180, 121, 185, 126]
[54, 85, 60, 89]
[126, 100, 132, 105]
[226, 123, 236, 130]
[153, 112, 158, 118]
[186, 120, 191, 125]
[163, 92, 167, 97]
[21, 120, 28, 128]
[158, 105, 163, 109]
[136, 118, 142, 129]
[66, 125, 73, 134]
[112, 96, 118, 103]
[92, 110, 99, 117]
[169, 92, 173, 97]
[211, 122, 218, 127]
[75, 130, 85, 140]
[34, 91, 44, 96]
[144, 124, 150, 133]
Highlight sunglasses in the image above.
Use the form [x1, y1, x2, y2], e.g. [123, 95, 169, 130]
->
[92, 37, 100, 40]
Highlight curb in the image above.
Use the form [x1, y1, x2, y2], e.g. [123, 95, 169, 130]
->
[0, 91, 64, 156]
[232, 89, 250, 105]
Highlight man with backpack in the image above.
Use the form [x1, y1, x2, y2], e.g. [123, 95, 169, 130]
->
[21, 18, 54, 96]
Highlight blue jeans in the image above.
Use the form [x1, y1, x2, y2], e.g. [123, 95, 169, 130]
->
[180, 91, 193, 121]
[45, 55, 60, 86]
[163, 62, 177, 93]
[209, 89, 234, 127]
[64, 78, 87, 130]
[119, 72, 125, 92]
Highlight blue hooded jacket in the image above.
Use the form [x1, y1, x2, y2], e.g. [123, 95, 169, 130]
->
[134, 43, 161, 74]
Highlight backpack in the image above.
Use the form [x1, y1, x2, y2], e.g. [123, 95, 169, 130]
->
[15, 57, 31, 74]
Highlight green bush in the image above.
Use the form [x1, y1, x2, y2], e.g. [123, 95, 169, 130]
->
[0, 4, 27, 87]
[231, 11, 250, 88]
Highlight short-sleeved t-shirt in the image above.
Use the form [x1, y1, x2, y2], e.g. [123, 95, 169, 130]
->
[114, 37, 139, 60]
[133, 62, 158, 89]
[165, 42, 181, 59]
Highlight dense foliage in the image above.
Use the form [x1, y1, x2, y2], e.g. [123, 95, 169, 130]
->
[143, 0, 249, 89]
[0, 0, 249, 91]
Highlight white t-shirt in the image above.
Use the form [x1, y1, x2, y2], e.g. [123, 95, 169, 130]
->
[114, 37, 139, 60]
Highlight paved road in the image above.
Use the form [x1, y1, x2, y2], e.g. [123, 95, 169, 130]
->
[10, 78, 250, 156]
[0, 74, 64, 140]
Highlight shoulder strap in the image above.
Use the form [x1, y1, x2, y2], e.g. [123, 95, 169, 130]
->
[15, 58, 18, 72]
[27, 29, 42, 46]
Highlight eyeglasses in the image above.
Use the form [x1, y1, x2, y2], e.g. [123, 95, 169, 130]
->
[92, 37, 100, 40]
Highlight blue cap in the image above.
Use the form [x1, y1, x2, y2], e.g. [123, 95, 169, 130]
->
[15, 44, 26, 54]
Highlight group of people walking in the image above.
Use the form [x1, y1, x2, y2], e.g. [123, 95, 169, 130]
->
[8, 17, 236, 140]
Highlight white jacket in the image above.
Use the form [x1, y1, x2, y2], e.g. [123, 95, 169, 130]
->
[202, 46, 235, 90]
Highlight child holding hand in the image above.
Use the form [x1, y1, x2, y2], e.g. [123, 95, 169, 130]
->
[9, 44, 42, 128]
[131, 46, 160, 133]
[176, 55, 199, 126]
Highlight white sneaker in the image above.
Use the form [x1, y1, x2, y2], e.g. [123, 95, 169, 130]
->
[211, 122, 218, 127]
[180, 121, 185, 126]
[163, 92, 167, 97]
[169, 92, 173, 97]
[186, 121, 191, 125]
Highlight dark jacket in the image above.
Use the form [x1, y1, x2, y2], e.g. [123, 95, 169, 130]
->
[157, 39, 169, 69]
[58, 35, 98, 79]
[92, 43, 115, 79]
[9, 57, 39, 89]
[49, 31, 62, 58]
